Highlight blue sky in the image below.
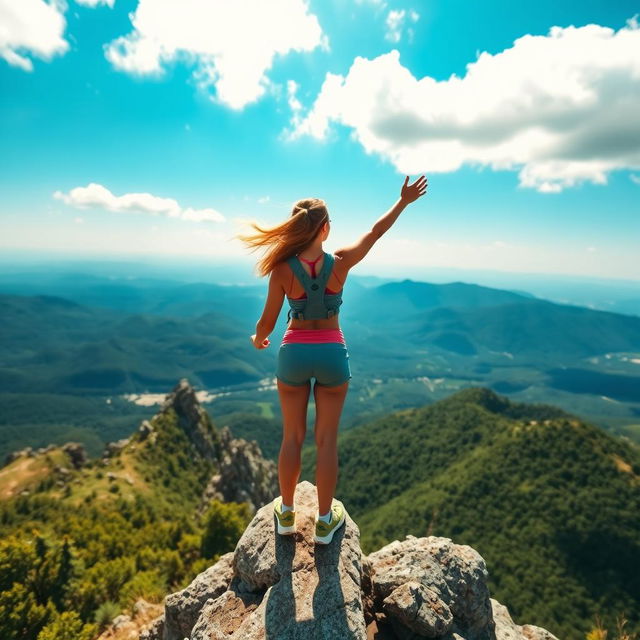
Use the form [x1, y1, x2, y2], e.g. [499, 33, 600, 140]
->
[1, 0, 639, 280]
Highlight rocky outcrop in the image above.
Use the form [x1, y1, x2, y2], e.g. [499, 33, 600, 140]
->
[200, 426, 279, 514]
[160, 378, 221, 460]
[141, 481, 559, 640]
[161, 552, 235, 640]
[366, 535, 493, 638]
[61, 442, 87, 468]
[146, 378, 278, 514]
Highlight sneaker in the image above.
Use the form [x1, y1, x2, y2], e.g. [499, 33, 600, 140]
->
[314, 499, 346, 545]
[273, 496, 296, 535]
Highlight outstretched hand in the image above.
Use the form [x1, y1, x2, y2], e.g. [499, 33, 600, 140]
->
[400, 175, 428, 204]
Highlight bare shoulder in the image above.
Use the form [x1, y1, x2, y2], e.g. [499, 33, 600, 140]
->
[270, 262, 290, 289]
[331, 251, 350, 279]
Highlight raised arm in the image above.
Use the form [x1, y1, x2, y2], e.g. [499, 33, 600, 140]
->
[335, 175, 427, 270]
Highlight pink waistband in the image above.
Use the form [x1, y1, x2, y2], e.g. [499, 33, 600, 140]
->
[282, 328, 346, 344]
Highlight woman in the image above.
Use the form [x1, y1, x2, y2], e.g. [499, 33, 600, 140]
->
[238, 175, 428, 544]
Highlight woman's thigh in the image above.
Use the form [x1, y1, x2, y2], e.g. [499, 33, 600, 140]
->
[277, 378, 311, 446]
[313, 380, 349, 448]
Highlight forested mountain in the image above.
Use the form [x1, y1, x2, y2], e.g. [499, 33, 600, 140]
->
[301, 387, 640, 640]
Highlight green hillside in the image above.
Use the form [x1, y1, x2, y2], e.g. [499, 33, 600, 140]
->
[0, 386, 252, 640]
[301, 387, 640, 640]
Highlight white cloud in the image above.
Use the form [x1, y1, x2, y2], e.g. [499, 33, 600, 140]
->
[385, 10, 405, 43]
[385, 9, 419, 43]
[0, 0, 69, 71]
[287, 80, 303, 113]
[53, 183, 225, 223]
[75, 0, 115, 7]
[104, 0, 327, 110]
[290, 17, 640, 192]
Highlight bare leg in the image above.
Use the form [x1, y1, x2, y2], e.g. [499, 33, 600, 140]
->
[277, 379, 311, 506]
[314, 380, 349, 515]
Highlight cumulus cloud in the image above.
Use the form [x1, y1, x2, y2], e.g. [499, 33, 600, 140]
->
[385, 9, 419, 43]
[0, 0, 69, 71]
[104, 0, 327, 110]
[290, 17, 640, 192]
[53, 183, 225, 223]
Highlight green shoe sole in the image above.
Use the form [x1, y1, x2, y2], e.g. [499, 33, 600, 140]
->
[273, 496, 296, 535]
[314, 500, 346, 545]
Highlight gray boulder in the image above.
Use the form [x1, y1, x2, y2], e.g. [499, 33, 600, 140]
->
[164, 552, 235, 640]
[382, 580, 453, 638]
[140, 613, 165, 640]
[166, 480, 367, 639]
[367, 535, 493, 639]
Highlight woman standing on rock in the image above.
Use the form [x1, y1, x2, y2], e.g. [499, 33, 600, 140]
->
[238, 175, 428, 544]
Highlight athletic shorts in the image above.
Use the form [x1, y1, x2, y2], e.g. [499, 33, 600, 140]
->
[276, 342, 352, 387]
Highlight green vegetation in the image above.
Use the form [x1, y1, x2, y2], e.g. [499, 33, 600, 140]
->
[201, 501, 252, 559]
[0, 406, 250, 640]
[301, 387, 640, 640]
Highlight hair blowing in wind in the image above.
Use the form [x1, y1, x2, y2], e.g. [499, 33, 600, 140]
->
[236, 198, 329, 276]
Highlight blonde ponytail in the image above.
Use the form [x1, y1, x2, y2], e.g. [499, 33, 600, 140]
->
[236, 198, 329, 276]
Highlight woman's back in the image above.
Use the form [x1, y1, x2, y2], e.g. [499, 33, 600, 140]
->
[278, 252, 349, 330]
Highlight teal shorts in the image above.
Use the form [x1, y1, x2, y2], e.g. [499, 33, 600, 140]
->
[276, 342, 352, 387]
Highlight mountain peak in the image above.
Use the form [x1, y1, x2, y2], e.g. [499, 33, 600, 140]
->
[447, 386, 511, 414]
[159, 378, 220, 459]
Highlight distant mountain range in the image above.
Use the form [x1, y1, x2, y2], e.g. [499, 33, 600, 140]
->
[2, 278, 639, 392]
[1, 254, 639, 316]
[1, 274, 639, 460]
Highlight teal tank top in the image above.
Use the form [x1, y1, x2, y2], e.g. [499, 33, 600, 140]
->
[285, 251, 343, 321]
